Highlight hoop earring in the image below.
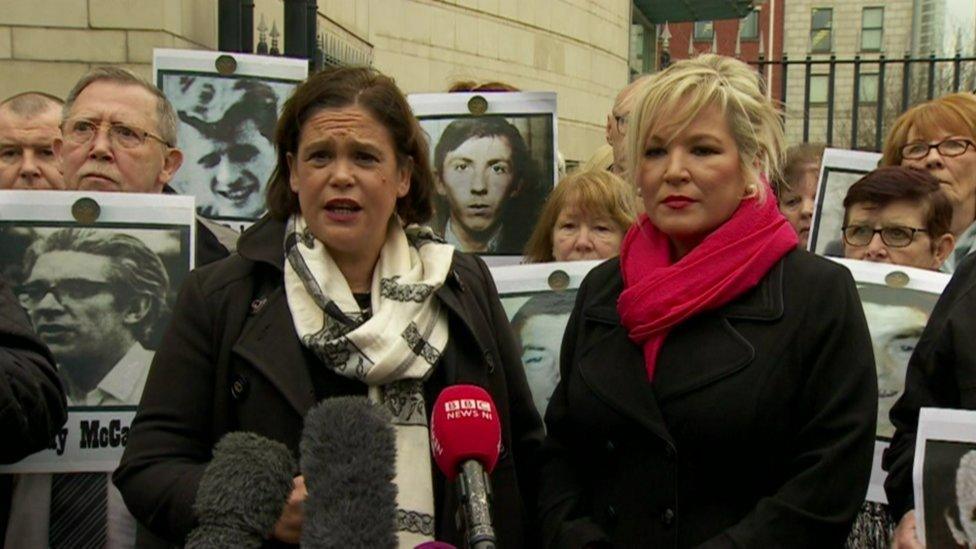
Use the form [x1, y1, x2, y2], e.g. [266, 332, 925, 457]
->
[743, 184, 758, 199]
[635, 186, 643, 198]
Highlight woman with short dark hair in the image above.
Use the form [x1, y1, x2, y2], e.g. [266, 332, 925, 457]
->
[115, 66, 543, 547]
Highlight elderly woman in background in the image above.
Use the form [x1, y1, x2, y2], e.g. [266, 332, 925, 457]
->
[432, 116, 549, 254]
[523, 169, 636, 263]
[537, 54, 877, 547]
[774, 143, 825, 248]
[114, 66, 543, 547]
[882, 92, 976, 272]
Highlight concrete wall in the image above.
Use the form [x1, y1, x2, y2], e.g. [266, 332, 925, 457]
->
[0, 0, 217, 100]
[253, 0, 633, 164]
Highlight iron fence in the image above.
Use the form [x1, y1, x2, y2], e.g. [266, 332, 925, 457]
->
[750, 54, 976, 151]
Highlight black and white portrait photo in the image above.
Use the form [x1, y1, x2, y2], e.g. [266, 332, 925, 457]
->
[0, 190, 194, 473]
[922, 440, 976, 548]
[503, 290, 577, 419]
[2, 225, 189, 408]
[492, 260, 598, 419]
[155, 49, 307, 223]
[410, 92, 558, 257]
[810, 148, 882, 255]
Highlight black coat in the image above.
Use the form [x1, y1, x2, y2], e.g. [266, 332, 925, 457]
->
[0, 277, 67, 540]
[883, 252, 976, 520]
[538, 251, 878, 548]
[113, 216, 543, 547]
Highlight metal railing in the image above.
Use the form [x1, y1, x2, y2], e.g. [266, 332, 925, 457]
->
[751, 53, 976, 150]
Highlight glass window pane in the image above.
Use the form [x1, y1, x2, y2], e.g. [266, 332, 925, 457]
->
[862, 28, 882, 51]
[810, 75, 829, 103]
[811, 29, 832, 52]
[863, 7, 884, 28]
[812, 8, 832, 29]
[859, 73, 879, 103]
[694, 21, 714, 40]
[741, 10, 759, 39]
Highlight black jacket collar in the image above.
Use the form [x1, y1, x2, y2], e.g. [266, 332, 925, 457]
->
[237, 215, 288, 272]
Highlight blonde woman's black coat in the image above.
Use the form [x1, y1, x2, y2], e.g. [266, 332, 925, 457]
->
[113, 216, 544, 548]
[538, 251, 878, 548]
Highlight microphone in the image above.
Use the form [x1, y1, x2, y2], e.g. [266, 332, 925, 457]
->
[300, 396, 398, 549]
[185, 432, 296, 549]
[430, 385, 502, 549]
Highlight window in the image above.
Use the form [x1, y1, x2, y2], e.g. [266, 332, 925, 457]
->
[810, 74, 829, 104]
[859, 73, 879, 103]
[861, 7, 883, 51]
[740, 9, 759, 40]
[694, 21, 714, 41]
[629, 9, 655, 76]
[810, 8, 833, 53]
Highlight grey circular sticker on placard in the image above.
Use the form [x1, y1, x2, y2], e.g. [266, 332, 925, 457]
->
[467, 95, 488, 115]
[71, 197, 100, 224]
[215, 54, 238, 75]
[884, 270, 910, 288]
[548, 270, 570, 292]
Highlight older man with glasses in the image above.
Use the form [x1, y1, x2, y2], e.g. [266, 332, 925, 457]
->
[54, 66, 237, 266]
[841, 166, 955, 271]
[605, 74, 653, 177]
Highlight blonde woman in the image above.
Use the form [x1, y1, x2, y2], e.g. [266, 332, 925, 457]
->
[523, 169, 637, 263]
[536, 54, 877, 547]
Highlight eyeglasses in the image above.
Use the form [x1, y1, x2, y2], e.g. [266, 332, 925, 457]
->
[62, 118, 171, 149]
[16, 279, 113, 305]
[900, 138, 975, 160]
[842, 225, 928, 248]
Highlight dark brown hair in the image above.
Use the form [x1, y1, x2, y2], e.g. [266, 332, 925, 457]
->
[447, 81, 520, 93]
[843, 166, 953, 241]
[266, 66, 433, 224]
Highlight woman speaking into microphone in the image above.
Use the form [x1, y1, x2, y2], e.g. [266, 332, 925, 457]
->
[114, 66, 542, 547]
[537, 55, 878, 548]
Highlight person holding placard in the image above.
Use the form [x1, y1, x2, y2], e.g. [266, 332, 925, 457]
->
[881, 92, 976, 273]
[537, 54, 877, 548]
[114, 66, 543, 548]
[884, 252, 976, 547]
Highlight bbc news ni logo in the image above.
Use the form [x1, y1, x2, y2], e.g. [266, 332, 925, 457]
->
[444, 399, 493, 420]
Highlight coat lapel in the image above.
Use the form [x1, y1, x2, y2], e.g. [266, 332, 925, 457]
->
[653, 260, 784, 403]
[232, 287, 316, 416]
[577, 304, 676, 447]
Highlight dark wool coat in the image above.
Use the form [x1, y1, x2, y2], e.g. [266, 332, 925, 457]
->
[884, 252, 976, 520]
[113, 216, 543, 548]
[538, 251, 878, 548]
[0, 277, 67, 540]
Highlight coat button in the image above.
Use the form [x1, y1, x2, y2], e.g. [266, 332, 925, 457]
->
[605, 439, 615, 452]
[230, 374, 249, 400]
[483, 350, 495, 373]
[661, 507, 675, 527]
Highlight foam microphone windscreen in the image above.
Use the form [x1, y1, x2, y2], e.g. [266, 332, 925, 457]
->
[185, 432, 296, 549]
[430, 385, 502, 481]
[300, 396, 398, 549]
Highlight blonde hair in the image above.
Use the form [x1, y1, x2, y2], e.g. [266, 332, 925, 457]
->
[523, 169, 638, 262]
[579, 144, 614, 173]
[881, 92, 976, 167]
[627, 54, 786, 201]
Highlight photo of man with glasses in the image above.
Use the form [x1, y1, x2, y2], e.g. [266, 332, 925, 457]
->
[841, 166, 955, 271]
[16, 228, 170, 407]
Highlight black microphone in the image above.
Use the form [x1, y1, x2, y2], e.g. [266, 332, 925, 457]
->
[300, 396, 398, 549]
[430, 385, 502, 549]
[185, 432, 296, 549]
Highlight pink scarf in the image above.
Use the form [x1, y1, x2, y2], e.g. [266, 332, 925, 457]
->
[617, 190, 798, 380]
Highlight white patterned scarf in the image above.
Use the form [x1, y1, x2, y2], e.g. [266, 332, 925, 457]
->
[283, 214, 455, 547]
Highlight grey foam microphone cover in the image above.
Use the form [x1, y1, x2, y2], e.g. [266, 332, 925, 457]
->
[185, 431, 296, 549]
[300, 396, 399, 549]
